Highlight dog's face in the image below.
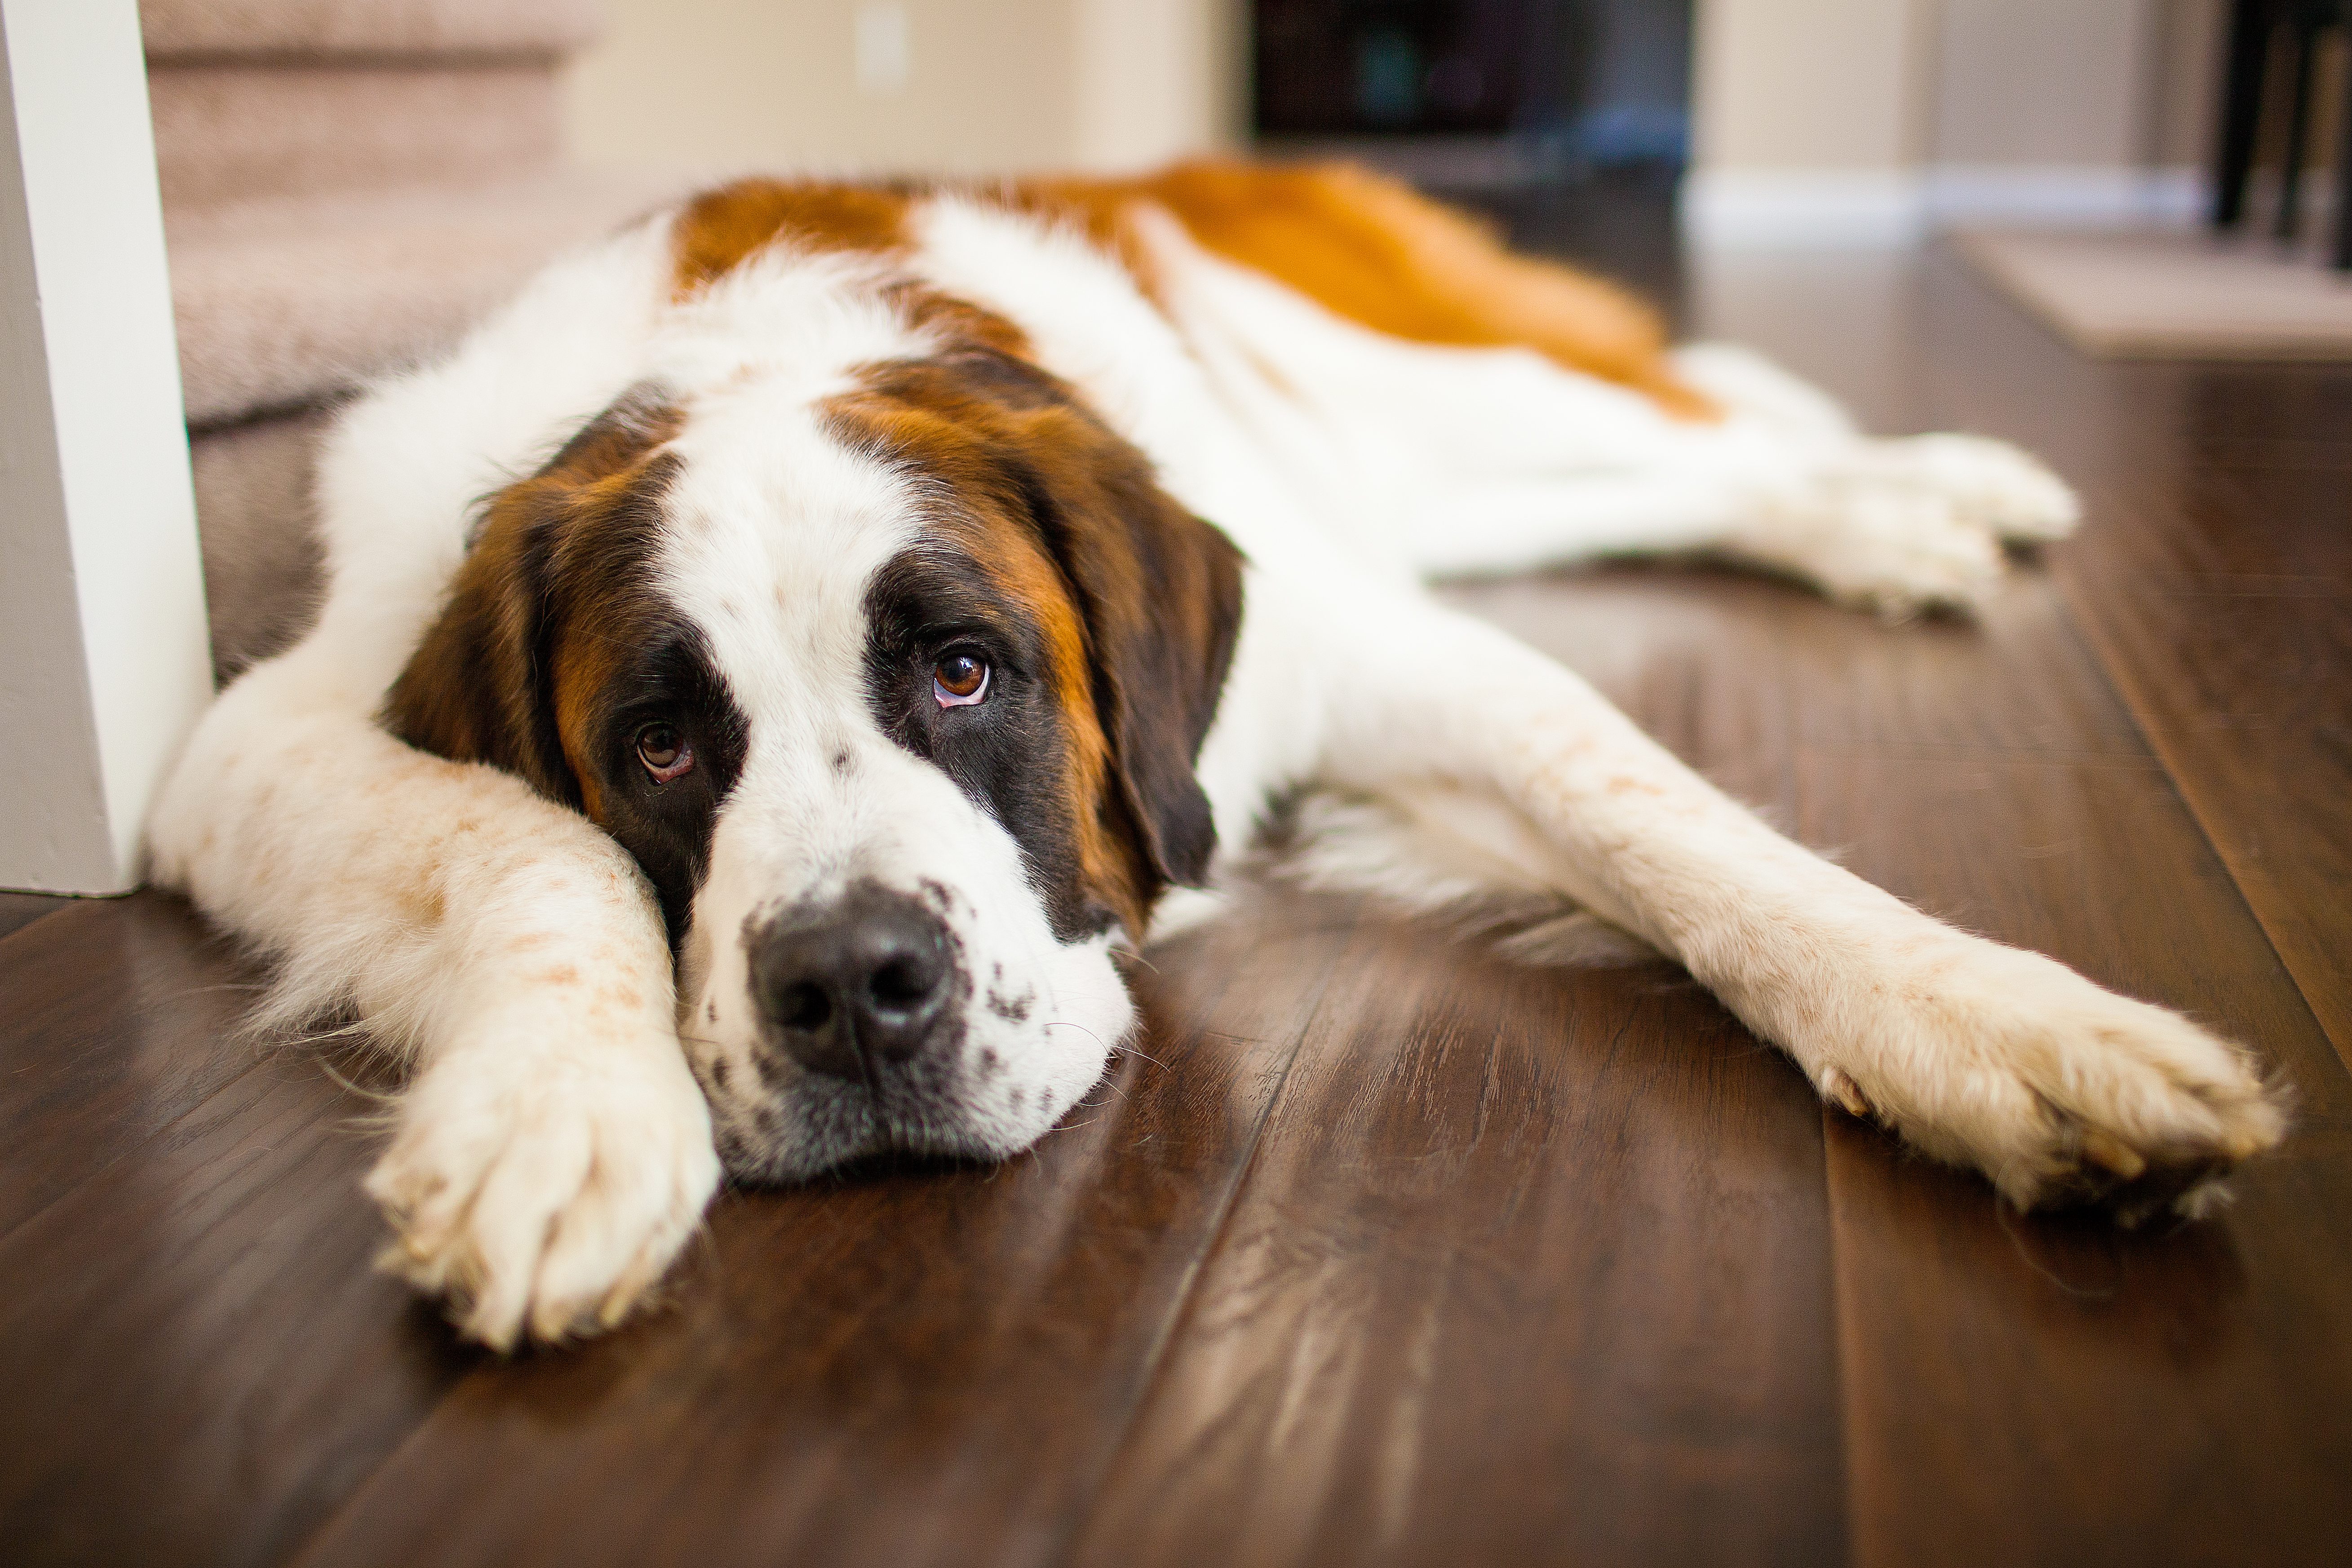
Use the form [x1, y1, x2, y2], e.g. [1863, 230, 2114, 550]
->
[386, 278, 1243, 1179]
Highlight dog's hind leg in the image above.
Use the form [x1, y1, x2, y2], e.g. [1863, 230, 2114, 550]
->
[148, 645, 720, 1348]
[1159, 234, 2077, 612]
[1367, 337, 2079, 613]
[1290, 592, 2285, 1219]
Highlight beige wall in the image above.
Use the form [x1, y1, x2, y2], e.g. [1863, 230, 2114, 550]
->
[563, 0, 1234, 178]
[1693, 0, 1937, 173]
[568, 1, 2268, 213]
[1693, 0, 2230, 178]
[1932, 0, 2152, 168]
[1075, 0, 1242, 172]
[2150, 0, 2226, 167]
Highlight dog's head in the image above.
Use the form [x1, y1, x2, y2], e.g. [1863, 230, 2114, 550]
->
[385, 253, 1243, 1178]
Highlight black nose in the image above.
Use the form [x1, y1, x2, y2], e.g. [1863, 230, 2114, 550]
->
[750, 884, 955, 1083]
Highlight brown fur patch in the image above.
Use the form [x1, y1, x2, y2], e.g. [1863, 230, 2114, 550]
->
[1018, 159, 1718, 421]
[665, 167, 1704, 419]
[670, 178, 1032, 366]
[385, 392, 685, 819]
[670, 180, 913, 298]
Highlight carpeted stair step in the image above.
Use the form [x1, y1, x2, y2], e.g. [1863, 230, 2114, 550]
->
[140, 0, 601, 60]
[191, 409, 331, 678]
[143, 0, 601, 208]
[141, 1, 672, 671]
[177, 168, 695, 676]
[170, 169, 687, 427]
[150, 62, 567, 208]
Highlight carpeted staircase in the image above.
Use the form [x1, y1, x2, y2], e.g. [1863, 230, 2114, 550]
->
[145, 0, 689, 674]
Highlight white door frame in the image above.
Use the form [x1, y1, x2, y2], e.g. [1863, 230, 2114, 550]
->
[0, 0, 210, 895]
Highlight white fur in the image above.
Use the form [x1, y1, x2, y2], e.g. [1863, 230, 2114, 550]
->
[148, 186, 2276, 1347]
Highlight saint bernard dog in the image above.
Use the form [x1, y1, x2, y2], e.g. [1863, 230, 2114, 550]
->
[149, 162, 2286, 1348]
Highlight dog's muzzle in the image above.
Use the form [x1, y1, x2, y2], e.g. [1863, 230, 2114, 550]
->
[749, 881, 957, 1085]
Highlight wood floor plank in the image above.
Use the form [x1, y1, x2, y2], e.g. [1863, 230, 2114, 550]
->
[1802, 750, 2352, 1568]
[0, 896, 468, 1568]
[0, 890, 73, 941]
[285, 900, 1358, 1568]
[1452, 563, 2153, 766]
[1900, 252, 2352, 1068]
[1064, 924, 1846, 1568]
[0, 895, 268, 1239]
[2061, 576, 2352, 1067]
[1704, 248, 2352, 1566]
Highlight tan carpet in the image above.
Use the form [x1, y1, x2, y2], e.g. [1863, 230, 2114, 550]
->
[168, 170, 692, 425]
[190, 410, 329, 678]
[150, 62, 563, 207]
[1955, 228, 2352, 360]
[140, 0, 599, 61]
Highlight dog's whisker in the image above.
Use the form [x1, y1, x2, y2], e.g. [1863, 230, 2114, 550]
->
[314, 1055, 403, 1106]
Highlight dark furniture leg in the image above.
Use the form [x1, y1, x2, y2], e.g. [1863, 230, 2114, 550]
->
[2214, 0, 2271, 228]
[2334, 38, 2352, 268]
[2275, 16, 2317, 239]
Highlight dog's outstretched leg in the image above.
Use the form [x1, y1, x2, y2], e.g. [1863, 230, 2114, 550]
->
[1159, 235, 2079, 616]
[1309, 598, 2285, 1217]
[149, 647, 720, 1347]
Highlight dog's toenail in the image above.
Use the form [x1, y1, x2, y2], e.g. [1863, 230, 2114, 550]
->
[1822, 1067, 1871, 1119]
[2080, 1128, 2146, 1180]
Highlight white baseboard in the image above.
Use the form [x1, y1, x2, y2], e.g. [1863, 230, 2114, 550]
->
[1683, 164, 2210, 248]
[1926, 164, 2203, 227]
[1681, 168, 1926, 248]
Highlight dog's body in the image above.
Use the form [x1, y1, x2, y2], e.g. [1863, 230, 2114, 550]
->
[150, 163, 2284, 1347]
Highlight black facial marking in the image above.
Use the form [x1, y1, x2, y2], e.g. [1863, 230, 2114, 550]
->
[862, 545, 1113, 942]
[590, 625, 749, 948]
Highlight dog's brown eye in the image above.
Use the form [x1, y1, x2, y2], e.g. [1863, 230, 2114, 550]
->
[635, 722, 693, 782]
[934, 651, 990, 707]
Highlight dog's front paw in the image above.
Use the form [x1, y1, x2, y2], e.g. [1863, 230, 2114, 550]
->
[1822, 944, 2286, 1222]
[366, 1041, 722, 1349]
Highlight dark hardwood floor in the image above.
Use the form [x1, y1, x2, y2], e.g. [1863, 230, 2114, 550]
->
[0, 891, 71, 942]
[4, 226, 2348, 1567]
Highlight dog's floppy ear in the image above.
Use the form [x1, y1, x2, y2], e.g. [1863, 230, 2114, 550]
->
[385, 486, 577, 806]
[385, 392, 680, 808]
[1018, 403, 1246, 908]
